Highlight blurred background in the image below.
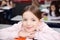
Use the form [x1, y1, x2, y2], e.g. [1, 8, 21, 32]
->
[0, 0, 60, 32]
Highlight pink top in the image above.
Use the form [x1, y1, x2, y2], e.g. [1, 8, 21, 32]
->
[0, 21, 60, 40]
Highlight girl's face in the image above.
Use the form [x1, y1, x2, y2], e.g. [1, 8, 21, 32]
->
[51, 5, 56, 11]
[22, 11, 40, 33]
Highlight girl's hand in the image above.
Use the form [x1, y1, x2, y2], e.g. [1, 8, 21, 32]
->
[18, 31, 28, 37]
[18, 31, 35, 39]
[27, 32, 35, 39]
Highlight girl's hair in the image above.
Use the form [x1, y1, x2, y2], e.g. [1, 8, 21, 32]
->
[49, 3, 60, 17]
[22, 5, 43, 20]
[32, 0, 40, 8]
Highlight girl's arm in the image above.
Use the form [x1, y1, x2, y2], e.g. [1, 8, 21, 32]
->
[0, 22, 22, 40]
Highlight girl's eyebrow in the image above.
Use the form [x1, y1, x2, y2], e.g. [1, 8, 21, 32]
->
[31, 17, 36, 19]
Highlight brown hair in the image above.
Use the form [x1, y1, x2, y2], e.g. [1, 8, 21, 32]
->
[32, 0, 40, 8]
[22, 5, 43, 20]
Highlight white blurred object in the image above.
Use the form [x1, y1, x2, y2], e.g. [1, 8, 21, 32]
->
[2, 6, 12, 10]
[0, 10, 4, 12]
[11, 15, 22, 21]
[41, 8, 49, 13]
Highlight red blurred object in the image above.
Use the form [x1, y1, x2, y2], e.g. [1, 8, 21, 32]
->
[13, 0, 31, 3]
[14, 37, 26, 40]
[40, 0, 45, 4]
[0, 1, 2, 5]
[13, 0, 45, 4]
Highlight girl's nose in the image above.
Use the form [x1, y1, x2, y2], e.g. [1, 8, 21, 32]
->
[27, 21, 31, 26]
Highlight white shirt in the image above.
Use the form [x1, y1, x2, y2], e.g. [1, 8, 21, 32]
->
[51, 11, 56, 17]
[0, 21, 60, 40]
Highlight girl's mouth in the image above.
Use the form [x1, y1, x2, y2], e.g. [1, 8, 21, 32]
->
[26, 27, 33, 29]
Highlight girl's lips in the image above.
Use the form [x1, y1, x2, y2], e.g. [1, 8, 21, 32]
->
[26, 27, 33, 29]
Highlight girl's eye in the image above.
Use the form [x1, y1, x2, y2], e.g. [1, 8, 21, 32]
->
[32, 19, 35, 21]
[23, 19, 27, 21]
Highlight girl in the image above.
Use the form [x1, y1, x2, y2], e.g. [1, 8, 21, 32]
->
[0, 5, 60, 40]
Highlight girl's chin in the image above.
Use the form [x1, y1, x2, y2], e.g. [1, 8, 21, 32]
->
[26, 29, 35, 33]
[27, 31, 34, 33]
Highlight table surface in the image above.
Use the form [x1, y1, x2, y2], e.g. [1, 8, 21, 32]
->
[11, 15, 22, 21]
[0, 6, 12, 10]
[0, 24, 12, 29]
[0, 6, 12, 12]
